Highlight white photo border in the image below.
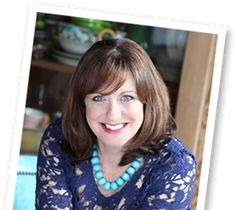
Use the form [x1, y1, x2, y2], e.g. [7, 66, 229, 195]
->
[5, 3, 226, 210]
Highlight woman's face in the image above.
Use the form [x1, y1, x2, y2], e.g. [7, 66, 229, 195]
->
[84, 73, 144, 148]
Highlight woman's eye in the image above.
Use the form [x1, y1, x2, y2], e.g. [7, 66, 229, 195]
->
[92, 95, 105, 102]
[121, 95, 134, 101]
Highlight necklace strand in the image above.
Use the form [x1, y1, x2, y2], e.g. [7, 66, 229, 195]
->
[91, 145, 144, 191]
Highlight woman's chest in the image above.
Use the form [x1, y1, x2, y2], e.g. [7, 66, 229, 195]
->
[66, 162, 150, 209]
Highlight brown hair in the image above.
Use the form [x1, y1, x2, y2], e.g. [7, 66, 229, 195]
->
[62, 38, 176, 166]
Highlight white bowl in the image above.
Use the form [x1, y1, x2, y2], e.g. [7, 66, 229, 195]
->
[57, 22, 97, 42]
[56, 37, 94, 54]
[23, 107, 48, 130]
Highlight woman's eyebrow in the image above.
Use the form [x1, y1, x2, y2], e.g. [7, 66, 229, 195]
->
[88, 90, 137, 96]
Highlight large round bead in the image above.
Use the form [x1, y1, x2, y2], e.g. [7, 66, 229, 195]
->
[121, 172, 130, 181]
[111, 182, 119, 190]
[131, 160, 140, 169]
[91, 157, 99, 164]
[136, 156, 144, 162]
[98, 177, 106, 185]
[95, 171, 104, 179]
[92, 150, 98, 157]
[104, 182, 111, 191]
[93, 164, 101, 172]
[116, 178, 125, 186]
[127, 166, 135, 175]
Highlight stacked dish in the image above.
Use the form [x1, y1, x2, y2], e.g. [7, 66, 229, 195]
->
[52, 49, 82, 67]
[53, 22, 97, 66]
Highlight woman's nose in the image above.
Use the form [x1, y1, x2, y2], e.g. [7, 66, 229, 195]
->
[106, 101, 122, 121]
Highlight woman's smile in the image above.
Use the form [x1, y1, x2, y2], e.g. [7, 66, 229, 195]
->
[101, 123, 128, 134]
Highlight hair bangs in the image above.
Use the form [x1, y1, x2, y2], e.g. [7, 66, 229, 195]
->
[86, 58, 129, 95]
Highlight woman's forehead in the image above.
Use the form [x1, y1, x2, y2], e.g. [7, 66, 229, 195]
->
[94, 72, 136, 94]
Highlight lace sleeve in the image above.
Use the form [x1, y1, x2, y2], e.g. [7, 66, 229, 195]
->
[137, 144, 197, 210]
[36, 122, 73, 210]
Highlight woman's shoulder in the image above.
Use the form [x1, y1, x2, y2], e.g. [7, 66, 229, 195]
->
[150, 136, 197, 175]
[162, 136, 196, 162]
[42, 118, 63, 139]
[39, 119, 65, 155]
[135, 137, 197, 209]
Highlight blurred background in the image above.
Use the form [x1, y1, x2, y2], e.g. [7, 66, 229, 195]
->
[13, 12, 217, 210]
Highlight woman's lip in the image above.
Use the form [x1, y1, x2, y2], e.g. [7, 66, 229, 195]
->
[101, 122, 127, 126]
[100, 123, 128, 134]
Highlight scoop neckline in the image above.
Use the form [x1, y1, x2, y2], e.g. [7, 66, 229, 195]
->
[88, 155, 149, 201]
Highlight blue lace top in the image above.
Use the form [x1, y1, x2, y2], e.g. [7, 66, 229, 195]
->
[36, 120, 197, 210]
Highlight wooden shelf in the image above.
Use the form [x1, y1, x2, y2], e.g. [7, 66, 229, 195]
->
[31, 59, 76, 74]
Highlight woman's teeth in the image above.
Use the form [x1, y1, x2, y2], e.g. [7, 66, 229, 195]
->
[104, 123, 126, 130]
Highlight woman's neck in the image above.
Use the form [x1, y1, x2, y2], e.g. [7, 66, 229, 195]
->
[97, 143, 124, 167]
[96, 142, 130, 184]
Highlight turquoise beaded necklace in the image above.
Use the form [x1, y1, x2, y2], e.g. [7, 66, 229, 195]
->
[91, 145, 144, 191]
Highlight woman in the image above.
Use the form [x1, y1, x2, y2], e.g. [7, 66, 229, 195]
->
[36, 38, 197, 209]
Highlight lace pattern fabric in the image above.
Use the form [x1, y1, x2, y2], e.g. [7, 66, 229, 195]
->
[134, 140, 197, 210]
[36, 124, 73, 210]
[36, 120, 197, 210]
